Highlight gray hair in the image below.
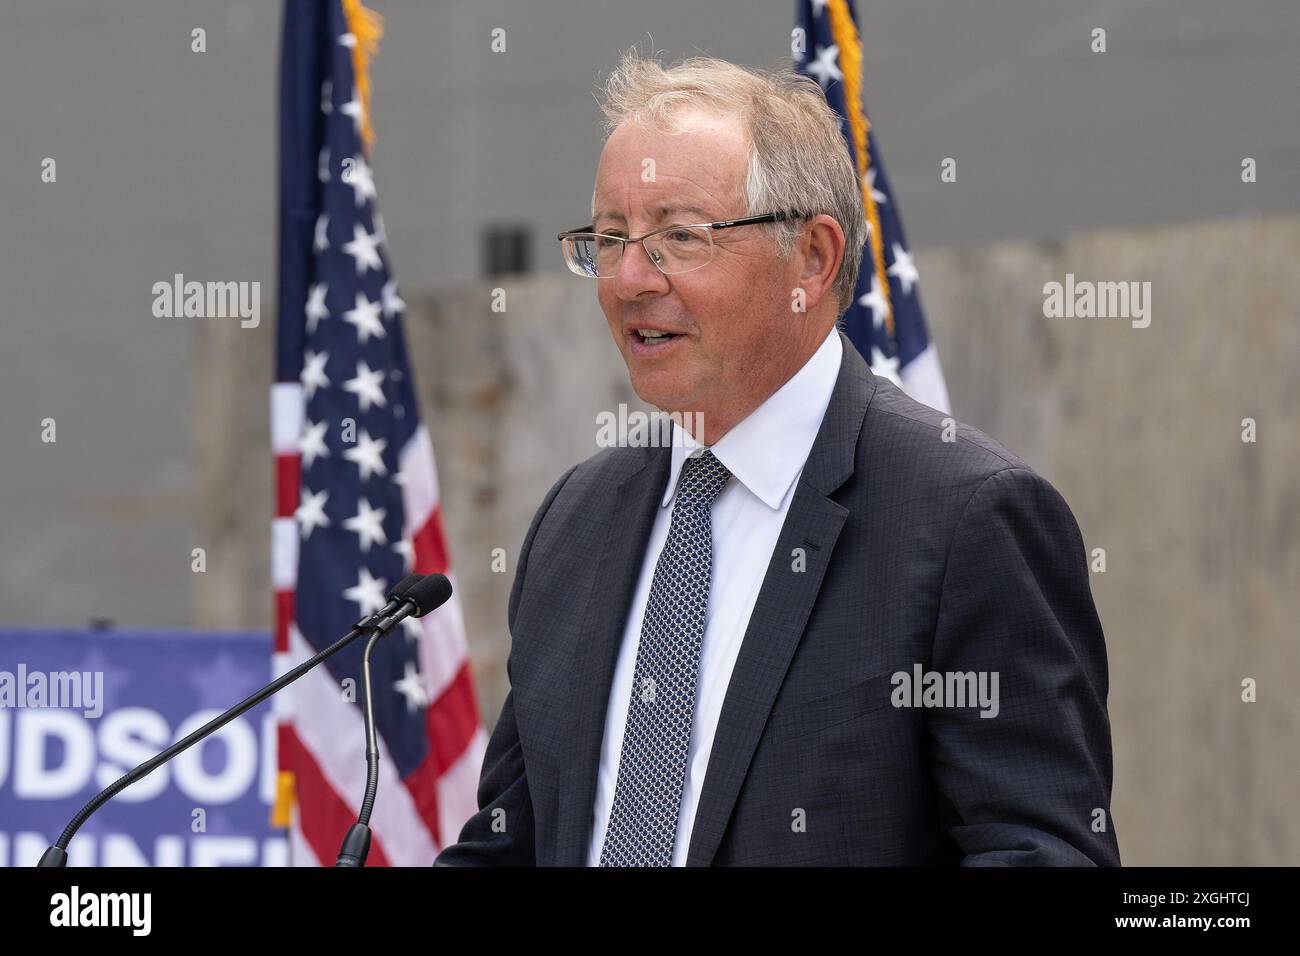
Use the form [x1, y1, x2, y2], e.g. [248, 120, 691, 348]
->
[592, 49, 867, 316]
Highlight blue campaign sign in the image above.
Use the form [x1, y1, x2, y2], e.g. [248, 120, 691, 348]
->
[0, 629, 288, 867]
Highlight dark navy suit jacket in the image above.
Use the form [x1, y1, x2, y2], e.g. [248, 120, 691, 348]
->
[436, 332, 1120, 866]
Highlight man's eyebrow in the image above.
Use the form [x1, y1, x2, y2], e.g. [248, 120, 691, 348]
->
[592, 205, 715, 226]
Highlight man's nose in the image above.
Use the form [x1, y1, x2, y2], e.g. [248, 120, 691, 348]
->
[613, 239, 670, 300]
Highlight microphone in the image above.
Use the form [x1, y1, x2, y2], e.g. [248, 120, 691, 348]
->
[371, 573, 453, 634]
[335, 573, 454, 867]
[36, 573, 431, 867]
[358, 573, 424, 629]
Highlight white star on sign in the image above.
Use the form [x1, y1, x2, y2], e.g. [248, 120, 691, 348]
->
[345, 155, 376, 207]
[320, 78, 333, 114]
[300, 349, 330, 399]
[314, 213, 330, 252]
[811, 0, 829, 16]
[342, 223, 383, 275]
[343, 292, 385, 343]
[807, 45, 842, 88]
[296, 488, 330, 540]
[343, 428, 388, 481]
[343, 567, 387, 618]
[393, 661, 430, 712]
[337, 32, 357, 49]
[888, 243, 919, 296]
[305, 282, 329, 333]
[343, 497, 388, 552]
[870, 345, 902, 386]
[381, 279, 405, 319]
[344, 360, 387, 411]
[318, 146, 330, 184]
[858, 273, 890, 329]
[300, 419, 329, 468]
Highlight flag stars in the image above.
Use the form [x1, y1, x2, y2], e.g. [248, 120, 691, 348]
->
[400, 615, 423, 644]
[870, 346, 902, 386]
[343, 567, 387, 618]
[807, 45, 842, 88]
[305, 282, 329, 333]
[314, 213, 330, 252]
[393, 661, 430, 712]
[340, 90, 364, 137]
[858, 273, 890, 329]
[342, 291, 385, 343]
[300, 419, 330, 468]
[296, 488, 330, 540]
[346, 155, 377, 207]
[343, 428, 388, 481]
[343, 497, 388, 552]
[887, 243, 919, 296]
[381, 279, 405, 319]
[867, 168, 888, 206]
[344, 360, 387, 411]
[342, 223, 383, 275]
[300, 349, 330, 399]
[392, 538, 414, 571]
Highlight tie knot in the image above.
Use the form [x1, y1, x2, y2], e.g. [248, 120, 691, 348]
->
[676, 450, 731, 509]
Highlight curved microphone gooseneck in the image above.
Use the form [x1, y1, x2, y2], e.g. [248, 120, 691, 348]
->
[334, 573, 455, 868]
[36, 574, 427, 868]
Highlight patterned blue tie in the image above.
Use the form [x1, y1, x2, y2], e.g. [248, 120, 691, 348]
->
[599, 449, 732, 866]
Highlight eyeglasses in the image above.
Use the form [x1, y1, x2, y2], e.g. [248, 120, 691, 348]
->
[556, 210, 810, 278]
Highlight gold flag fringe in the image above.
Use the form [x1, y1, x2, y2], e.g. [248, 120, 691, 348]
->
[827, 0, 893, 340]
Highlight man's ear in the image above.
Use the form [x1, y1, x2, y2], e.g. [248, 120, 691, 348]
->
[797, 214, 845, 309]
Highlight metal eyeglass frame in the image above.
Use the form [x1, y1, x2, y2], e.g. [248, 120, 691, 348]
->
[556, 210, 811, 278]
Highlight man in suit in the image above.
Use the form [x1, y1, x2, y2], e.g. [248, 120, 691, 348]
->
[436, 53, 1119, 866]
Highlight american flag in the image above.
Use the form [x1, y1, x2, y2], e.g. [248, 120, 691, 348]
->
[795, 0, 951, 413]
[270, 0, 485, 866]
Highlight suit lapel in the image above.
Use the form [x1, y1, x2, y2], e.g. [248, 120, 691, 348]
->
[551, 443, 670, 865]
[686, 333, 877, 865]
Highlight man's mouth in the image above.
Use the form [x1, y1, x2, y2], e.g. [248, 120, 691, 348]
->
[634, 328, 679, 344]
[628, 327, 684, 355]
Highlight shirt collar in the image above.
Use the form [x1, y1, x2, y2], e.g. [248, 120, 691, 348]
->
[662, 327, 843, 511]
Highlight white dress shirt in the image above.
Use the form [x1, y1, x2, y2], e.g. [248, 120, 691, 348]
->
[587, 327, 844, 866]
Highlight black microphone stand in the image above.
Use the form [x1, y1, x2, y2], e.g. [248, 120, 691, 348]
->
[333, 576, 450, 867]
[36, 576, 424, 867]
[333, 628, 388, 867]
